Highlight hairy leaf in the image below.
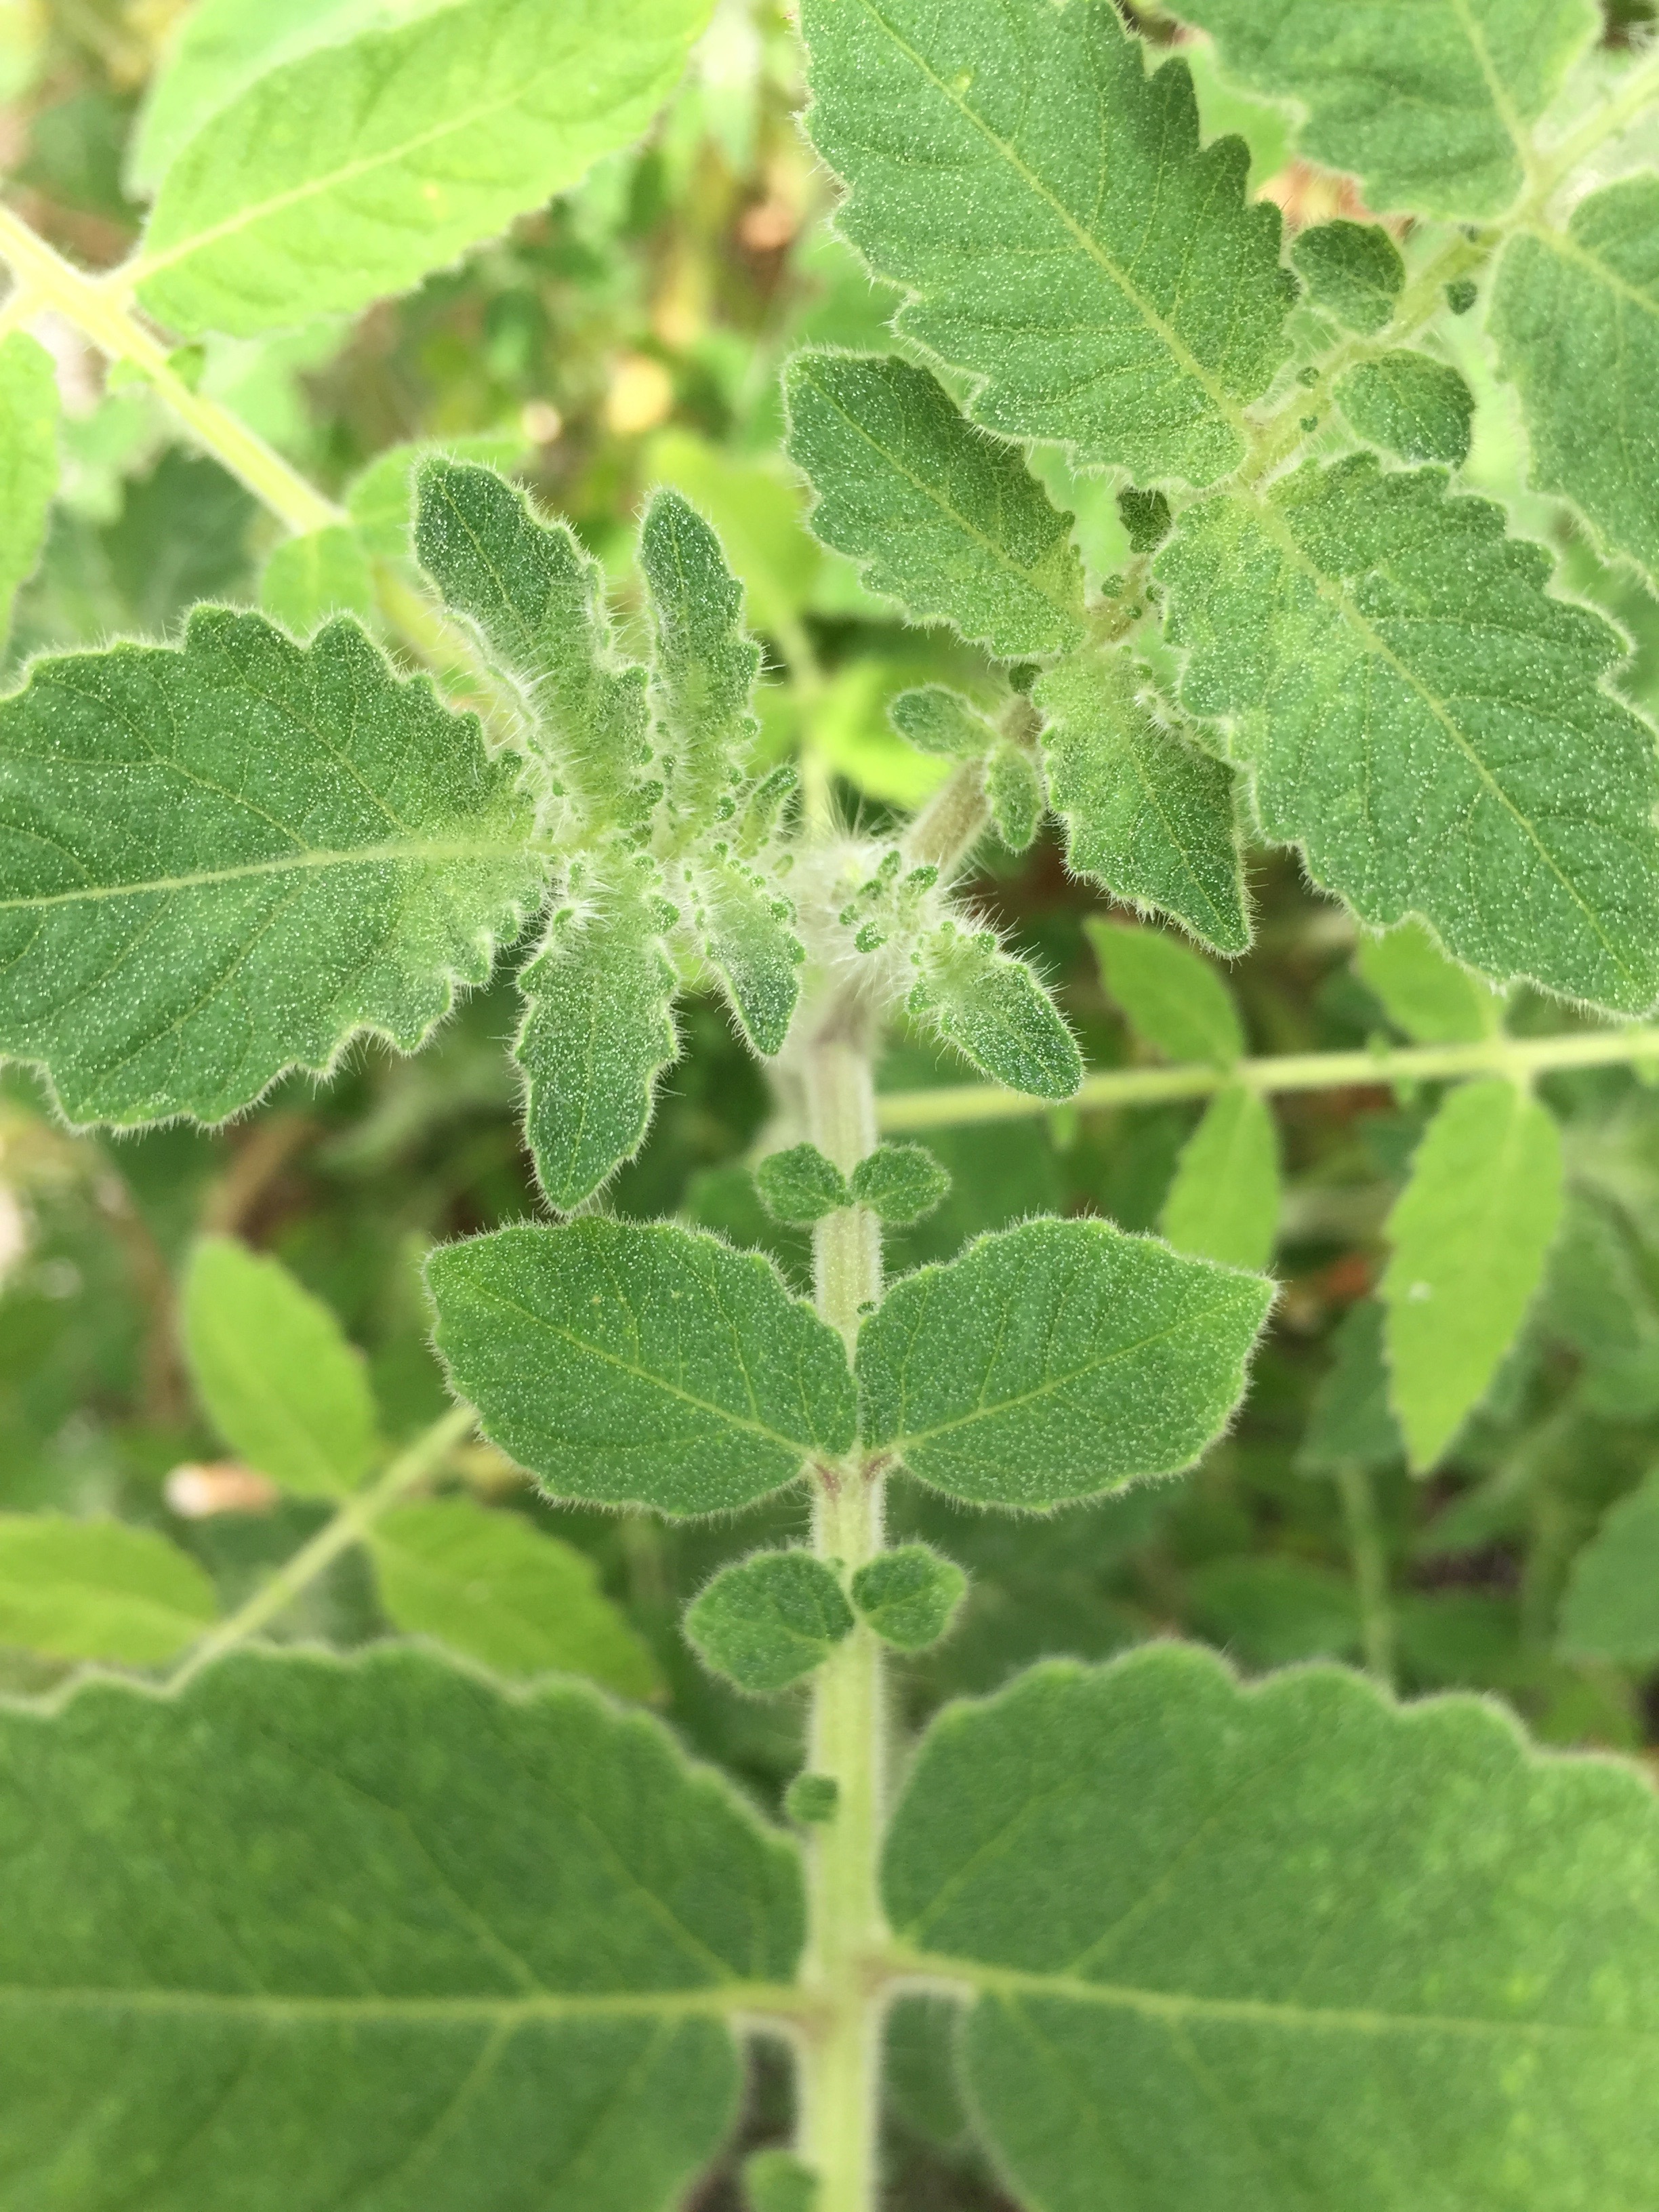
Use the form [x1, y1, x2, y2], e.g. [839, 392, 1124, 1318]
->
[985, 743, 1044, 853]
[1334, 351, 1475, 465]
[684, 1550, 854, 1693]
[849, 1141, 949, 1225]
[0, 332, 59, 655]
[0, 607, 541, 1128]
[1356, 920, 1502, 1043]
[346, 432, 527, 560]
[428, 1220, 856, 1515]
[691, 853, 804, 1057]
[850, 1544, 965, 1651]
[889, 685, 998, 758]
[1160, 1084, 1280, 1271]
[0, 1513, 217, 1664]
[909, 926, 1082, 1101]
[0, 1645, 802, 2207]
[1086, 919, 1245, 1066]
[784, 352, 1084, 657]
[756, 1143, 849, 1226]
[639, 487, 760, 821]
[1291, 219, 1404, 335]
[1158, 456, 1659, 1013]
[134, 0, 713, 335]
[885, 1643, 1659, 2211]
[800, 0, 1294, 485]
[856, 1217, 1272, 1507]
[1556, 1467, 1659, 1665]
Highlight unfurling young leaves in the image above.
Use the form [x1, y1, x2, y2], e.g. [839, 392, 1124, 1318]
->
[1160, 1084, 1281, 1273]
[909, 924, 1082, 1101]
[757, 1142, 850, 1225]
[1086, 920, 1245, 1067]
[849, 1142, 949, 1225]
[691, 851, 804, 1057]
[0, 331, 59, 653]
[1334, 351, 1475, 466]
[0, 1513, 217, 1664]
[639, 486, 761, 825]
[1291, 220, 1404, 335]
[850, 1544, 966, 1652]
[685, 1550, 855, 1693]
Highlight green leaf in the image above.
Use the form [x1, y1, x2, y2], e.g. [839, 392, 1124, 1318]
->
[848, 1141, 949, 1225]
[1291, 219, 1404, 335]
[259, 523, 375, 634]
[1157, 455, 1659, 1014]
[428, 1219, 857, 1516]
[1117, 487, 1172, 556]
[850, 1543, 966, 1651]
[743, 2148, 821, 2212]
[0, 608, 540, 1128]
[639, 486, 761, 822]
[0, 1512, 217, 1663]
[1356, 919, 1502, 1043]
[1170, 0, 1600, 220]
[645, 428, 824, 641]
[514, 881, 679, 1212]
[1186, 1555, 1361, 1668]
[783, 352, 1084, 657]
[369, 1494, 659, 1696]
[0, 1645, 803, 2206]
[1381, 1078, 1564, 1471]
[1160, 1084, 1281, 1272]
[884, 1641, 1659, 2212]
[0, 332, 59, 655]
[1041, 655, 1248, 956]
[684, 1550, 854, 1693]
[1085, 918, 1245, 1066]
[799, 0, 1294, 485]
[784, 1772, 840, 1824]
[345, 431, 527, 561]
[909, 925, 1082, 1101]
[856, 1217, 1272, 1507]
[889, 684, 997, 758]
[756, 1142, 850, 1226]
[1490, 178, 1659, 584]
[182, 1236, 379, 1495]
[985, 742, 1044, 854]
[1296, 1299, 1406, 1472]
[134, 0, 714, 336]
[1334, 350, 1475, 465]
[691, 853, 804, 1057]
[1556, 1467, 1659, 1665]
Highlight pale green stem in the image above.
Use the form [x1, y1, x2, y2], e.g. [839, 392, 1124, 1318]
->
[1333, 1459, 1395, 1687]
[171, 1401, 476, 1687]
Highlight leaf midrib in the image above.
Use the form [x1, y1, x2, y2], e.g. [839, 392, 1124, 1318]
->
[0, 1982, 790, 2022]
[0, 836, 541, 914]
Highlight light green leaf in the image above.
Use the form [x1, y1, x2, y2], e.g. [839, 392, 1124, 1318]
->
[848, 1141, 949, 1226]
[743, 2149, 820, 2212]
[0, 331, 59, 656]
[1296, 1299, 1406, 1473]
[182, 1236, 379, 1496]
[1381, 1078, 1564, 1471]
[1160, 1084, 1280, 1271]
[850, 1544, 966, 1652]
[645, 429, 823, 641]
[1158, 456, 1659, 1014]
[1556, 1466, 1659, 1664]
[1041, 654, 1248, 956]
[428, 1219, 857, 1516]
[1356, 919, 1502, 1043]
[369, 1495, 660, 1696]
[1490, 178, 1659, 584]
[1334, 350, 1475, 465]
[1291, 220, 1404, 335]
[799, 0, 1294, 485]
[985, 743, 1044, 854]
[0, 607, 541, 1128]
[884, 1642, 1659, 2211]
[889, 685, 997, 759]
[783, 352, 1084, 657]
[909, 925, 1082, 1101]
[856, 1216, 1272, 1507]
[684, 1550, 854, 1694]
[0, 1513, 217, 1664]
[691, 853, 804, 1057]
[134, 0, 714, 335]
[639, 486, 760, 823]
[1085, 918, 1245, 1067]
[260, 523, 375, 634]
[346, 431, 527, 561]
[756, 1143, 849, 1227]
[0, 1645, 802, 2206]
[1170, 0, 1600, 220]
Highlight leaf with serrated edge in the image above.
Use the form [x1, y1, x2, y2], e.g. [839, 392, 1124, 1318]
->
[639, 487, 760, 824]
[856, 1217, 1272, 1507]
[134, 0, 713, 335]
[0, 607, 543, 1128]
[693, 855, 804, 1057]
[1157, 456, 1659, 1015]
[1557, 1467, 1659, 1665]
[884, 1642, 1659, 2212]
[1160, 1084, 1280, 1272]
[0, 1645, 802, 2208]
[800, 0, 1294, 485]
[1357, 919, 1502, 1044]
[784, 352, 1084, 657]
[0, 333, 59, 655]
[428, 1219, 856, 1516]
[1381, 1078, 1563, 1471]
[909, 928, 1082, 1101]
[0, 1513, 217, 1663]
[1086, 919, 1245, 1067]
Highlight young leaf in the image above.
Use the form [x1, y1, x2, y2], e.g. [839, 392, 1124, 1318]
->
[850, 1544, 966, 1652]
[1085, 919, 1245, 1067]
[1040, 655, 1249, 956]
[1556, 1467, 1659, 1665]
[1490, 178, 1659, 584]
[856, 1217, 1273, 1507]
[134, 0, 714, 335]
[0, 331, 59, 654]
[259, 523, 375, 634]
[1381, 1079, 1564, 1471]
[1171, 0, 1600, 219]
[1356, 920, 1502, 1044]
[684, 1550, 854, 1694]
[848, 1141, 949, 1226]
[691, 853, 804, 1057]
[985, 742, 1044, 854]
[1160, 1084, 1280, 1273]
[1116, 487, 1172, 556]
[182, 1236, 379, 1494]
[0, 607, 542, 1128]
[799, 0, 1294, 485]
[884, 1643, 1659, 2210]
[756, 1143, 850, 1227]
[0, 1513, 217, 1664]
[427, 1219, 856, 1515]
[1334, 351, 1475, 466]
[346, 430, 527, 560]
[639, 486, 760, 821]
[0, 1646, 803, 2206]
[1158, 456, 1659, 1015]
[369, 1495, 661, 1696]
[909, 926, 1082, 1101]
[783, 352, 1085, 657]
[1291, 219, 1404, 335]
[889, 684, 998, 758]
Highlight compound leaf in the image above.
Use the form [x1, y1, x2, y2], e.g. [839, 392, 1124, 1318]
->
[1160, 1084, 1280, 1272]
[1291, 220, 1404, 335]
[783, 352, 1084, 657]
[0, 331, 59, 656]
[134, 0, 713, 335]
[800, 0, 1294, 485]
[1334, 351, 1474, 466]
[1356, 920, 1502, 1044]
[1158, 456, 1659, 1015]
[0, 607, 541, 1128]
[428, 1219, 856, 1516]
[684, 1551, 854, 1694]
[1556, 1467, 1659, 1666]
[884, 1642, 1659, 2211]
[856, 1217, 1272, 1507]
[1381, 1078, 1564, 1471]
[0, 1513, 217, 1664]
[1085, 919, 1245, 1067]
[0, 1645, 802, 2207]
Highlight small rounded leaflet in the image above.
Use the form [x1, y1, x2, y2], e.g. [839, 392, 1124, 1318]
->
[848, 1142, 950, 1226]
[684, 1550, 855, 1694]
[850, 1545, 966, 1652]
[756, 1142, 849, 1225]
[1291, 219, 1404, 335]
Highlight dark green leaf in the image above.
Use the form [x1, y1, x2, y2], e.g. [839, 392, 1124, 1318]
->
[684, 1550, 854, 1693]
[1292, 220, 1405, 335]
[1334, 351, 1475, 465]
[848, 1141, 949, 1225]
[756, 1143, 849, 1226]
[909, 926, 1082, 1100]
[849, 1543, 965, 1650]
